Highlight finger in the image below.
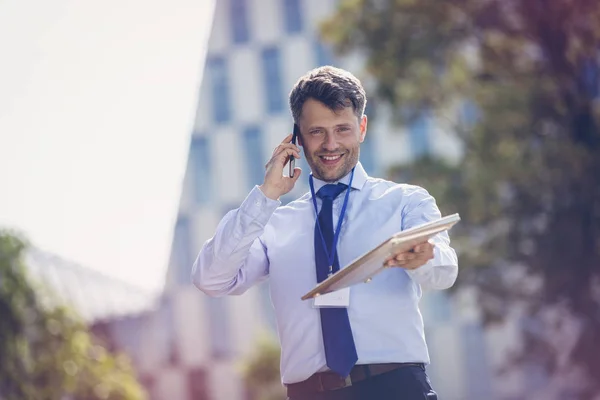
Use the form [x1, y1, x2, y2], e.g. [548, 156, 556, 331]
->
[395, 253, 416, 261]
[273, 148, 301, 166]
[413, 241, 431, 252]
[411, 250, 431, 261]
[385, 259, 399, 267]
[272, 143, 301, 158]
[281, 133, 294, 143]
[409, 252, 434, 265]
[423, 244, 435, 259]
[417, 242, 435, 254]
[397, 257, 426, 270]
[387, 259, 414, 268]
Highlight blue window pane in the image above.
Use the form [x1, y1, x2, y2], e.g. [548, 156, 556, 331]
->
[206, 57, 231, 123]
[283, 0, 303, 33]
[230, 0, 249, 44]
[261, 48, 284, 113]
[173, 215, 192, 285]
[242, 126, 265, 190]
[408, 113, 430, 157]
[190, 136, 211, 204]
[314, 41, 334, 67]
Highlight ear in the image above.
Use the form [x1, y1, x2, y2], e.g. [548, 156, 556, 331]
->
[359, 115, 368, 143]
[297, 132, 304, 147]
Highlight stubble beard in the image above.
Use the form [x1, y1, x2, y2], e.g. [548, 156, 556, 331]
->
[306, 148, 360, 183]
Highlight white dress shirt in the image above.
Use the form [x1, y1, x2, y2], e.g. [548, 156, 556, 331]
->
[192, 162, 458, 384]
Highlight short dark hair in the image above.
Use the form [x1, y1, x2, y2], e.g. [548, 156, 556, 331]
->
[288, 66, 367, 124]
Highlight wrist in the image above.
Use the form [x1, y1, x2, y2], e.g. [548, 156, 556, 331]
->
[259, 184, 280, 200]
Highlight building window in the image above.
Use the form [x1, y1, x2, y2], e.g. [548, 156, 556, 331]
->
[206, 56, 231, 123]
[206, 297, 232, 359]
[283, 0, 303, 33]
[314, 41, 334, 67]
[230, 0, 249, 44]
[173, 215, 192, 285]
[261, 47, 284, 113]
[242, 126, 265, 190]
[408, 113, 430, 158]
[190, 136, 211, 204]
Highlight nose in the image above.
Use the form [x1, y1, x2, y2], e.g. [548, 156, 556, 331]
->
[322, 131, 338, 151]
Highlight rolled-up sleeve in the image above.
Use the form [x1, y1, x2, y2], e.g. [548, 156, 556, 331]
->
[191, 186, 280, 296]
[401, 187, 459, 290]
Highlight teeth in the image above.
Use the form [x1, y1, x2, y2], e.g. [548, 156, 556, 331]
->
[322, 155, 341, 161]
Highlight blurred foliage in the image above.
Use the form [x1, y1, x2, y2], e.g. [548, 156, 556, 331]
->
[0, 230, 145, 400]
[323, 0, 600, 396]
[240, 333, 285, 400]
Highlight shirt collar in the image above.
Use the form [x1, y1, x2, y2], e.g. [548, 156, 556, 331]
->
[311, 161, 368, 194]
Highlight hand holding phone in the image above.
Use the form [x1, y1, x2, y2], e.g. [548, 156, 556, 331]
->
[259, 129, 302, 200]
[289, 124, 299, 178]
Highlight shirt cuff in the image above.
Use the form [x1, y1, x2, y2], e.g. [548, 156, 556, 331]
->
[405, 260, 435, 281]
[239, 185, 281, 226]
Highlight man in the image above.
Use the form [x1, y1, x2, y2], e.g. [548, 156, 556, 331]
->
[193, 66, 458, 400]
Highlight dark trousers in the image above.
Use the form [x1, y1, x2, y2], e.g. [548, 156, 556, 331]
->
[287, 365, 438, 400]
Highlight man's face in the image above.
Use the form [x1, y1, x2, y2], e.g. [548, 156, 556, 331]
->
[297, 98, 367, 182]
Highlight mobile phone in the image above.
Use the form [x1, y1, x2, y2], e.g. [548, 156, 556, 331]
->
[289, 124, 299, 177]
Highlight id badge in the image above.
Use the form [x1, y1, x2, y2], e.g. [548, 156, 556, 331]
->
[313, 287, 350, 308]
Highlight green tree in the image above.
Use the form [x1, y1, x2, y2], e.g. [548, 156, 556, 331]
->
[240, 333, 285, 400]
[0, 230, 146, 400]
[322, 0, 600, 396]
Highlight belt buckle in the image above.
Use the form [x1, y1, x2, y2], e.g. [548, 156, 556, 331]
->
[314, 372, 353, 392]
[325, 373, 352, 391]
[344, 375, 352, 387]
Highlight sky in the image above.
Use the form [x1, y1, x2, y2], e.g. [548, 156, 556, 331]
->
[0, 0, 215, 292]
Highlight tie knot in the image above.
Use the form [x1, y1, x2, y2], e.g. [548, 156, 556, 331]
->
[316, 183, 348, 200]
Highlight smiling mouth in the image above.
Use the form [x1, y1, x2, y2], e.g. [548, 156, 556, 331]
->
[319, 154, 344, 163]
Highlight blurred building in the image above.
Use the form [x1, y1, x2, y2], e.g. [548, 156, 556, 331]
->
[26, 249, 157, 323]
[24, 248, 160, 394]
[150, 1, 491, 400]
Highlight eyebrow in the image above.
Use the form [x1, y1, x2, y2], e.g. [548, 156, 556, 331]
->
[308, 123, 352, 130]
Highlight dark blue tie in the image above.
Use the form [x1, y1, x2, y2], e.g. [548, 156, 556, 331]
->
[315, 183, 358, 378]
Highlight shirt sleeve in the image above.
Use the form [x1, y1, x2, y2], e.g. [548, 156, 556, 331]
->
[401, 186, 459, 290]
[191, 185, 280, 297]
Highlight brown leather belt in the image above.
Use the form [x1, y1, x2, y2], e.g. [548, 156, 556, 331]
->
[286, 363, 424, 397]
